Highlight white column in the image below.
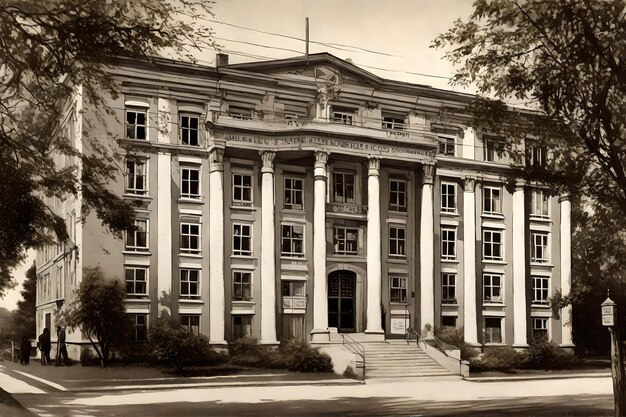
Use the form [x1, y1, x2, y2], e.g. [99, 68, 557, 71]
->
[365, 157, 383, 335]
[512, 185, 528, 347]
[260, 151, 278, 344]
[208, 149, 226, 345]
[463, 178, 478, 345]
[311, 151, 330, 340]
[420, 164, 435, 332]
[157, 97, 173, 319]
[559, 196, 574, 347]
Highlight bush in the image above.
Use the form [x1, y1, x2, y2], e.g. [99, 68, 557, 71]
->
[435, 327, 479, 360]
[470, 347, 525, 372]
[80, 348, 100, 367]
[148, 319, 227, 370]
[343, 365, 358, 379]
[228, 336, 275, 368]
[278, 339, 333, 373]
[520, 340, 578, 370]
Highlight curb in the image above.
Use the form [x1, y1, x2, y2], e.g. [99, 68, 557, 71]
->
[0, 387, 38, 417]
[465, 372, 611, 382]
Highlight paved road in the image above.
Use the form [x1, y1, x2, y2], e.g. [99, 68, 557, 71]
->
[1, 367, 615, 417]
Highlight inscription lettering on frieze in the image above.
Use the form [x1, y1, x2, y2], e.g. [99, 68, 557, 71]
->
[385, 130, 410, 139]
[223, 133, 434, 158]
[326, 203, 367, 215]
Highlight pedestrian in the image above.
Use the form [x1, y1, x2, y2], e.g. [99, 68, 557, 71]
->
[38, 328, 51, 365]
[19, 336, 30, 365]
[55, 325, 70, 367]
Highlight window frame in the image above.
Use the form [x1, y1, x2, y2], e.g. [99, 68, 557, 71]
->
[484, 317, 503, 344]
[181, 166, 201, 199]
[180, 222, 201, 254]
[532, 276, 550, 305]
[332, 170, 356, 204]
[334, 226, 359, 255]
[389, 275, 408, 304]
[180, 269, 200, 299]
[233, 223, 253, 256]
[281, 224, 305, 258]
[441, 273, 457, 304]
[180, 114, 200, 146]
[528, 145, 547, 168]
[125, 108, 148, 140]
[441, 182, 457, 213]
[483, 137, 504, 162]
[331, 106, 356, 125]
[389, 225, 407, 258]
[233, 270, 252, 301]
[382, 114, 405, 130]
[483, 273, 503, 304]
[438, 135, 455, 156]
[531, 232, 549, 263]
[389, 178, 407, 212]
[125, 267, 148, 299]
[532, 317, 549, 340]
[284, 176, 304, 210]
[232, 173, 253, 205]
[130, 313, 148, 341]
[232, 315, 253, 340]
[441, 227, 457, 261]
[483, 186, 502, 215]
[125, 159, 148, 195]
[126, 219, 149, 252]
[180, 314, 200, 335]
[530, 188, 550, 218]
[483, 229, 503, 261]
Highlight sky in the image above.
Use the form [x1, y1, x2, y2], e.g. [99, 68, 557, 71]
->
[0, 0, 477, 311]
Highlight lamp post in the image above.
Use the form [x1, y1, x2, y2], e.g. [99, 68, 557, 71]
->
[602, 292, 625, 417]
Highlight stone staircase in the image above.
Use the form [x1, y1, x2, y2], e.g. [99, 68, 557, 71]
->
[364, 340, 453, 379]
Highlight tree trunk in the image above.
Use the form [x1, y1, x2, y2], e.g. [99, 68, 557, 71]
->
[609, 325, 625, 417]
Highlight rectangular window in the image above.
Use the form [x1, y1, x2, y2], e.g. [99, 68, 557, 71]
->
[180, 223, 201, 254]
[441, 316, 457, 328]
[180, 315, 200, 335]
[532, 233, 549, 263]
[484, 138, 503, 162]
[532, 276, 549, 304]
[483, 229, 503, 261]
[389, 226, 406, 257]
[233, 173, 253, 205]
[233, 224, 252, 256]
[233, 271, 252, 300]
[126, 219, 148, 252]
[441, 227, 457, 260]
[531, 189, 550, 218]
[331, 108, 355, 125]
[284, 177, 303, 210]
[389, 179, 407, 212]
[232, 315, 252, 340]
[125, 267, 148, 298]
[229, 107, 252, 120]
[528, 145, 547, 168]
[382, 115, 405, 130]
[334, 227, 359, 255]
[281, 225, 304, 257]
[125, 159, 147, 195]
[282, 281, 306, 297]
[333, 171, 355, 203]
[180, 114, 200, 146]
[390, 276, 407, 303]
[441, 182, 457, 213]
[533, 318, 549, 341]
[130, 314, 148, 341]
[483, 274, 503, 303]
[180, 269, 200, 298]
[483, 186, 502, 214]
[438, 136, 455, 156]
[126, 109, 147, 140]
[442, 273, 456, 304]
[484, 317, 502, 343]
[181, 167, 201, 199]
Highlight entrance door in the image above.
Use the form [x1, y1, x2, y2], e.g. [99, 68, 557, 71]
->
[328, 271, 356, 332]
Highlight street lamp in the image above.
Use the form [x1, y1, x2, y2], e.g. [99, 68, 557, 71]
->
[602, 292, 625, 417]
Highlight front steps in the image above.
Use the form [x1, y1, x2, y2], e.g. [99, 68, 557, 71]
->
[364, 340, 453, 379]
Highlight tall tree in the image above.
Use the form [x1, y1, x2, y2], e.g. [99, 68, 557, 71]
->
[62, 267, 131, 368]
[0, 0, 217, 295]
[11, 263, 37, 340]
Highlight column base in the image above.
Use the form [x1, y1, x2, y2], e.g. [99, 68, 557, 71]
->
[512, 343, 529, 351]
[559, 343, 575, 352]
[310, 329, 330, 342]
[362, 330, 385, 342]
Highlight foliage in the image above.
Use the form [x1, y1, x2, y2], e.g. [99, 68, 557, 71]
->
[435, 327, 480, 360]
[62, 267, 131, 367]
[79, 347, 99, 367]
[147, 318, 226, 370]
[11, 264, 37, 340]
[470, 347, 526, 372]
[343, 365, 358, 379]
[228, 337, 333, 373]
[0, 0, 218, 294]
[520, 340, 579, 370]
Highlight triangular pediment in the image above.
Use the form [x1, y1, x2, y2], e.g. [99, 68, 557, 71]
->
[228, 53, 383, 88]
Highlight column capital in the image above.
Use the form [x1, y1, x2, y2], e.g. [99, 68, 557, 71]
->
[558, 194, 571, 203]
[260, 150, 276, 174]
[463, 177, 476, 192]
[368, 157, 380, 176]
[209, 148, 224, 172]
[314, 150, 329, 180]
[314, 150, 329, 165]
[422, 163, 435, 185]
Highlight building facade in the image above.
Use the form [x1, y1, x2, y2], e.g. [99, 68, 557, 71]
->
[36, 53, 573, 354]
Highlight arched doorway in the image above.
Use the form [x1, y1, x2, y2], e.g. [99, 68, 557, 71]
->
[328, 270, 356, 332]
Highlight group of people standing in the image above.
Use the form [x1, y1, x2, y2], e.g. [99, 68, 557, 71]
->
[19, 326, 71, 366]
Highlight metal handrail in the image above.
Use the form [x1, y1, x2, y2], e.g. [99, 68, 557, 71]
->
[340, 333, 365, 380]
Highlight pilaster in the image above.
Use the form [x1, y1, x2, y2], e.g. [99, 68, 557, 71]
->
[462, 177, 479, 345]
[420, 163, 435, 331]
[260, 151, 278, 344]
[311, 151, 330, 340]
[208, 148, 226, 345]
[365, 157, 383, 336]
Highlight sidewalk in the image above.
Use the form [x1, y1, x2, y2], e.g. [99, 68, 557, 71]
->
[0, 359, 360, 393]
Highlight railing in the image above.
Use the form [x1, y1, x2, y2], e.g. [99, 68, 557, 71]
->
[428, 332, 467, 377]
[340, 333, 366, 381]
